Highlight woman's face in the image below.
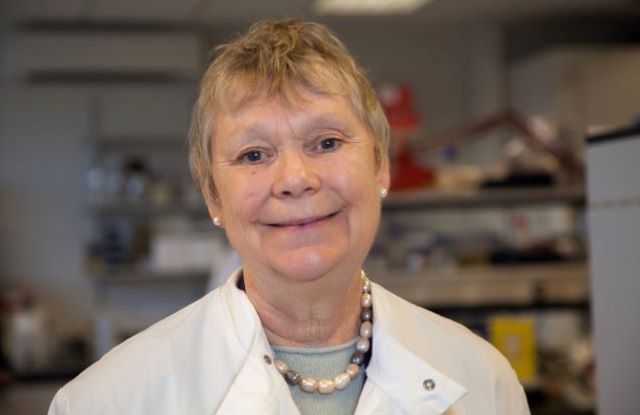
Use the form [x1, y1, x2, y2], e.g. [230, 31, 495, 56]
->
[207, 89, 389, 283]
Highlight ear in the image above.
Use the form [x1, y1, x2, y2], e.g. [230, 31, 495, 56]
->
[205, 199, 220, 224]
[202, 178, 222, 224]
[376, 153, 391, 191]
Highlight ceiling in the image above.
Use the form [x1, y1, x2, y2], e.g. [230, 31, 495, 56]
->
[5, 0, 638, 26]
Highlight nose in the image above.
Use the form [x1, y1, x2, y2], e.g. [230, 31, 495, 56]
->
[272, 149, 320, 198]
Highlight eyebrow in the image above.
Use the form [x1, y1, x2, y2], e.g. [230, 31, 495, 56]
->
[233, 112, 356, 144]
[303, 113, 355, 136]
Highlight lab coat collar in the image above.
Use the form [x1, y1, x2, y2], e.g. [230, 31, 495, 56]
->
[217, 270, 467, 414]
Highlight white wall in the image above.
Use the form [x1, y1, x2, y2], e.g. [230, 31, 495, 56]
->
[4, 32, 201, 79]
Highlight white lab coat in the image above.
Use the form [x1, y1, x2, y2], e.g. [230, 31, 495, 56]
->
[49, 269, 530, 414]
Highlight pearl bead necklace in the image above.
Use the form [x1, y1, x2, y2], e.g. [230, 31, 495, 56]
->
[273, 273, 373, 395]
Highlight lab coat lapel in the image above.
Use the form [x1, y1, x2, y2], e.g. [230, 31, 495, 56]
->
[215, 347, 299, 415]
[354, 283, 468, 414]
[356, 333, 468, 414]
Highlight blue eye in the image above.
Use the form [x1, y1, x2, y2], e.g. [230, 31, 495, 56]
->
[241, 150, 264, 163]
[318, 138, 340, 152]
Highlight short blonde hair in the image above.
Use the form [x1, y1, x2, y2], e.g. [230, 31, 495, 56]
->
[188, 18, 390, 203]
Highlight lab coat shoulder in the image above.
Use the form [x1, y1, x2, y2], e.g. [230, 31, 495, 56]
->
[372, 283, 530, 415]
[49, 285, 254, 415]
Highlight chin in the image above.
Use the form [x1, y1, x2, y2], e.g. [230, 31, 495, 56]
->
[269, 248, 350, 283]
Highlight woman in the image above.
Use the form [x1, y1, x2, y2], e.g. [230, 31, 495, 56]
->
[50, 19, 529, 414]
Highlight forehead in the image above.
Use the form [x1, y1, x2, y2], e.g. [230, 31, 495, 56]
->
[212, 88, 365, 141]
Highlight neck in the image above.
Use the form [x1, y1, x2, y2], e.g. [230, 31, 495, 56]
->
[243, 267, 362, 347]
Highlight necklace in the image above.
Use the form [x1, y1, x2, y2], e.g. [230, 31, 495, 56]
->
[273, 272, 373, 394]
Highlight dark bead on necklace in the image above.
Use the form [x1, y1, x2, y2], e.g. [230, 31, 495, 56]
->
[360, 307, 373, 322]
[285, 369, 301, 385]
[351, 351, 366, 365]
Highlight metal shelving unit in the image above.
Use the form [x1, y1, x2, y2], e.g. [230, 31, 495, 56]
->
[95, 135, 189, 152]
[90, 266, 210, 284]
[377, 182, 591, 413]
[371, 261, 589, 309]
[383, 185, 585, 210]
[87, 201, 207, 217]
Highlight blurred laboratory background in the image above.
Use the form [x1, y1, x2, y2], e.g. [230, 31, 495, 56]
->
[1, 0, 640, 414]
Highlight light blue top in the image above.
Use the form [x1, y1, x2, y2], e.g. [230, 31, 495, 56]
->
[273, 338, 366, 415]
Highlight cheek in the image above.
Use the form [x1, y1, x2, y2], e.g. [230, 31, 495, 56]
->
[342, 160, 383, 223]
[331, 167, 381, 237]
[216, 172, 266, 223]
[331, 155, 379, 201]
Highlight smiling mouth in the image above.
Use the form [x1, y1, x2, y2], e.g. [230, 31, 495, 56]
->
[267, 211, 340, 227]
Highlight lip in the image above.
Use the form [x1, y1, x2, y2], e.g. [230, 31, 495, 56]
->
[266, 211, 340, 227]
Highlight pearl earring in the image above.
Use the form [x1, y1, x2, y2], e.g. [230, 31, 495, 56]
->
[213, 216, 222, 227]
[380, 188, 388, 199]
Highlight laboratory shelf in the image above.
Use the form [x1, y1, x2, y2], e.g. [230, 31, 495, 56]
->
[383, 186, 585, 210]
[89, 266, 209, 284]
[370, 262, 589, 309]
